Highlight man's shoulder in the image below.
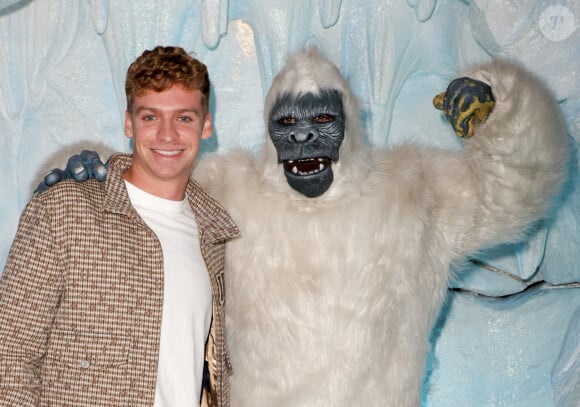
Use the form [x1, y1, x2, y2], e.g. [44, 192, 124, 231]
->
[33, 178, 107, 209]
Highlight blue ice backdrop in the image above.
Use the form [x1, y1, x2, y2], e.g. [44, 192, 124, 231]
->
[0, 0, 578, 405]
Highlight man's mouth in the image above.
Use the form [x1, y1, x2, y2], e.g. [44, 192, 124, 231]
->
[283, 157, 331, 176]
[153, 149, 182, 157]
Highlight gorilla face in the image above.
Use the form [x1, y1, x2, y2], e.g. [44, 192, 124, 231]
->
[268, 89, 345, 198]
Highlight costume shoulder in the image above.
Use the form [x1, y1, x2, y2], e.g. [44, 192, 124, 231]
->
[194, 149, 257, 199]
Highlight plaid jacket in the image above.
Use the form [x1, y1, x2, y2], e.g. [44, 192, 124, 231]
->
[0, 154, 239, 406]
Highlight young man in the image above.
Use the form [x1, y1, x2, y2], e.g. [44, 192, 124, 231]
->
[0, 46, 239, 407]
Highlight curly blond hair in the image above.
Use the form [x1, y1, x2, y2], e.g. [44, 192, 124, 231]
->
[125, 46, 210, 111]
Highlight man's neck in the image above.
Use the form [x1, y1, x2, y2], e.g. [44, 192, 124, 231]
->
[122, 170, 188, 201]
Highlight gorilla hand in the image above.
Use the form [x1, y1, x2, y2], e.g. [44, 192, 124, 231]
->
[433, 77, 495, 138]
[35, 150, 108, 194]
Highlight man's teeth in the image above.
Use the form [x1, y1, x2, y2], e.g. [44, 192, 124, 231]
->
[288, 158, 326, 175]
[154, 150, 181, 156]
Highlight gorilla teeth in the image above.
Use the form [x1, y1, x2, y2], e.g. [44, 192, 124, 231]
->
[287, 158, 327, 176]
[291, 166, 325, 175]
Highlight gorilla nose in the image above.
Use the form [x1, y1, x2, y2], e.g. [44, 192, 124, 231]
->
[290, 131, 316, 142]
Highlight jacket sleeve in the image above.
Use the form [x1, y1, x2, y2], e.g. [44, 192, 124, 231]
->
[0, 196, 65, 406]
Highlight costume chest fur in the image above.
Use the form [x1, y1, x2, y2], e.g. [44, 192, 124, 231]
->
[217, 155, 450, 406]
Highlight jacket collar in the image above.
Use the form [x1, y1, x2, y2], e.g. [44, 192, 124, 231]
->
[103, 153, 240, 244]
[185, 179, 240, 244]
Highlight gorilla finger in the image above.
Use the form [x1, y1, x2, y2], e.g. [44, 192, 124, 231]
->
[44, 168, 67, 186]
[81, 150, 107, 181]
[94, 162, 108, 181]
[432, 92, 445, 111]
[34, 182, 47, 195]
[455, 113, 475, 138]
[66, 154, 88, 182]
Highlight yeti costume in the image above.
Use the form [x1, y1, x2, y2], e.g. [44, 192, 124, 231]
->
[192, 48, 570, 406]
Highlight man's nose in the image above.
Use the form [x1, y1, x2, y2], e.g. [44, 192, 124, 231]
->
[157, 119, 178, 141]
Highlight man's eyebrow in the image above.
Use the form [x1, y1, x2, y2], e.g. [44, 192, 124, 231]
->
[134, 106, 203, 116]
[176, 107, 203, 115]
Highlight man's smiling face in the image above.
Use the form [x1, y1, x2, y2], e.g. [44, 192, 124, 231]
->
[123, 84, 212, 200]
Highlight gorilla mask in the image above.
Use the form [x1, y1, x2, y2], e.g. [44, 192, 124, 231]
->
[268, 89, 345, 198]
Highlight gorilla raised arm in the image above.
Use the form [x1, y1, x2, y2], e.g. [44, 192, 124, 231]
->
[35, 48, 570, 406]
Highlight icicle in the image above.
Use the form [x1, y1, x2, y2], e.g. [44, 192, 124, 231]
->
[0, 0, 24, 11]
[407, 0, 437, 22]
[319, 0, 342, 28]
[201, 0, 229, 49]
[87, 0, 109, 35]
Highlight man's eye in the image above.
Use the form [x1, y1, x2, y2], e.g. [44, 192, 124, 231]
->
[278, 117, 297, 125]
[179, 116, 193, 122]
[313, 114, 333, 123]
[142, 114, 155, 121]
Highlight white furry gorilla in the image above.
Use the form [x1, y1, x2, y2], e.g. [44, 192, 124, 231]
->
[42, 48, 570, 406]
[198, 49, 569, 406]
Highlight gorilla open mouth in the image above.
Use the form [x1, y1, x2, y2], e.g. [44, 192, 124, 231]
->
[283, 157, 331, 176]
[281, 156, 334, 197]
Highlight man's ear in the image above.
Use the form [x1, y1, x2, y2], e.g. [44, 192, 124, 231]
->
[124, 110, 133, 139]
[202, 112, 213, 140]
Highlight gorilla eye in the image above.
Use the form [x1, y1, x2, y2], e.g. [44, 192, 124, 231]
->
[313, 114, 334, 123]
[278, 117, 297, 125]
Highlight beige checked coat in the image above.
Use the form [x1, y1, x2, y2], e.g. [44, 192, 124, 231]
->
[0, 154, 240, 406]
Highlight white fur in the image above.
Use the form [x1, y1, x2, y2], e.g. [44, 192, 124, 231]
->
[193, 51, 570, 406]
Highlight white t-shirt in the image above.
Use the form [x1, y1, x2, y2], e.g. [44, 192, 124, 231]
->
[125, 180, 212, 406]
